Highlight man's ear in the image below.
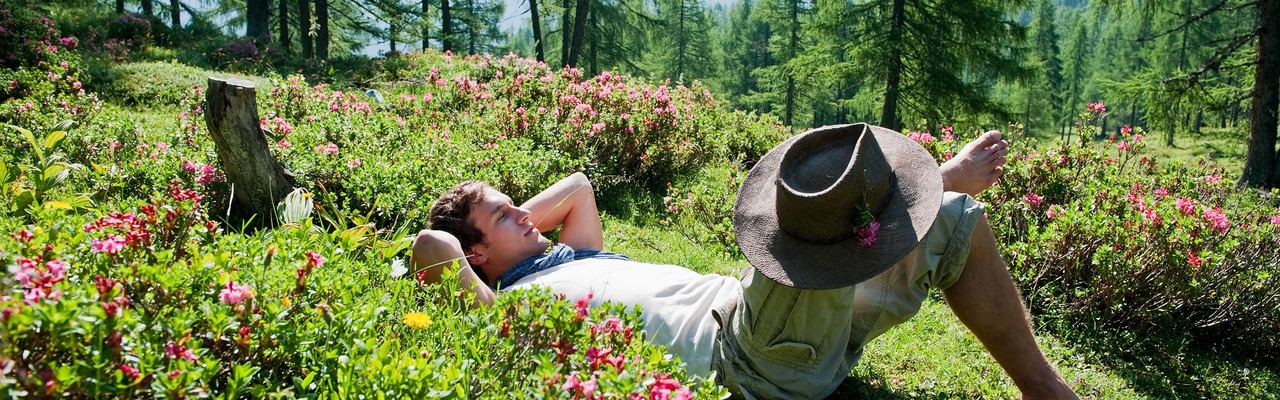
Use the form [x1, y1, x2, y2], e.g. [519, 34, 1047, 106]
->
[465, 244, 489, 266]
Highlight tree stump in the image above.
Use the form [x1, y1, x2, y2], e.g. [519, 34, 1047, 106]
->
[204, 77, 295, 226]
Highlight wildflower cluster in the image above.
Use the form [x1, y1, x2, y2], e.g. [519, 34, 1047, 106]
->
[0, 7, 101, 132]
[979, 102, 1280, 354]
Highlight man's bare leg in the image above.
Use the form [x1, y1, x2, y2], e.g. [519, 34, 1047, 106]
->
[941, 130, 1009, 196]
[942, 217, 1078, 399]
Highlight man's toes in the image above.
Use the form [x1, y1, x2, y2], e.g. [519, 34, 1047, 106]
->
[989, 147, 1010, 165]
[963, 130, 1000, 152]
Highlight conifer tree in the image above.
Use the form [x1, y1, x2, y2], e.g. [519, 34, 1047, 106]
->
[846, 0, 1032, 131]
[653, 0, 715, 82]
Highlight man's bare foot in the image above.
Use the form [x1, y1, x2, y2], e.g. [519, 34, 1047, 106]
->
[941, 130, 1009, 196]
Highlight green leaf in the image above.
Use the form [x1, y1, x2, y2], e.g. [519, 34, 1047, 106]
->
[275, 187, 313, 225]
[43, 130, 66, 152]
[0, 158, 11, 184]
[52, 119, 74, 132]
[7, 124, 42, 162]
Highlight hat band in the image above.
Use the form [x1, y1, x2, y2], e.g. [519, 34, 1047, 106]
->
[779, 223, 857, 245]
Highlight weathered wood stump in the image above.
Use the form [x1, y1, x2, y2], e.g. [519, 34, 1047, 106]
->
[204, 77, 295, 225]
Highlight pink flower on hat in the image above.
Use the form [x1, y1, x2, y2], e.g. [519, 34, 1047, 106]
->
[855, 221, 880, 247]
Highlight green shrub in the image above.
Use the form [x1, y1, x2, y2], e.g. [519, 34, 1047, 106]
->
[0, 6, 102, 135]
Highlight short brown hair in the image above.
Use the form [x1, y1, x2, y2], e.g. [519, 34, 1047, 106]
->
[428, 180, 492, 253]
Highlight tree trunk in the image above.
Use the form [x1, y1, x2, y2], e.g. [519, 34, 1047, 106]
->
[530, 0, 544, 61]
[442, 0, 453, 52]
[390, 22, 398, 54]
[468, 0, 476, 54]
[117, 0, 125, 14]
[567, 0, 589, 67]
[278, 0, 290, 54]
[879, 0, 905, 131]
[203, 78, 296, 226]
[1241, 0, 1280, 188]
[299, 0, 312, 58]
[142, 0, 154, 17]
[170, 0, 181, 29]
[430, 0, 435, 50]
[783, 0, 797, 127]
[316, 0, 330, 59]
[561, 0, 571, 66]
[247, 0, 270, 43]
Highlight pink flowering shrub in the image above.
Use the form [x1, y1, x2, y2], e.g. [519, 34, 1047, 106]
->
[975, 105, 1280, 357]
[252, 50, 785, 230]
[0, 7, 101, 133]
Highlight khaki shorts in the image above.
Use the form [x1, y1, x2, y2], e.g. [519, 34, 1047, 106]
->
[712, 192, 986, 399]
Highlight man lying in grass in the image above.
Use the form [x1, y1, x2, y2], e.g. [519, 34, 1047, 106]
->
[411, 124, 1078, 399]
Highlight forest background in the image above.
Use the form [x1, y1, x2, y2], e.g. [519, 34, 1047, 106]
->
[45, 0, 1277, 188]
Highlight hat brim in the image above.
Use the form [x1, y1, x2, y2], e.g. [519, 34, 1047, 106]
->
[733, 124, 943, 290]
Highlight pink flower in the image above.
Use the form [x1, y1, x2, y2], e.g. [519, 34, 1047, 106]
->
[1187, 252, 1203, 268]
[277, 138, 291, 147]
[1205, 175, 1222, 184]
[1271, 215, 1280, 227]
[907, 131, 934, 144]
[96, 276, 119, 299]
[1087, 102, 1106, 113]
[941, 125, 955, 142]
[11, 229, 33, 243]
[306, 251, 325, 269]
[1202, 207, 1230, 233]
[1045, 205, 1062, 219]
[219, 281, 253, 305]
[347, 158, 362, 168]
[1176, 198, 1196, 215]
[181, 160, 199, 173]
[92, 235, 127, 254]
[1024, 192, 1044, 207]
[196, 164, 220, 185]
[164, 342, 198, 362]
[1155, 187, 1169, 197]
[1118, 141, 1130, 151]
[561, 374, 581, 392]
[855, 221, 880, 247]
[575, 293, 593, 319]
[1133, 134, 1144, 143]
[118, 364, 140, 382]
[315, 143, 339, 155]
[1121, 125, 1132, 135]
[1142, 207, 1161, 225]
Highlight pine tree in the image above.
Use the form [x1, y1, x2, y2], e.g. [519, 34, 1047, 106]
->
[653, 0, 715, 82]
[1059, 14, 1089, 140]
[846, 0, 1033, 131]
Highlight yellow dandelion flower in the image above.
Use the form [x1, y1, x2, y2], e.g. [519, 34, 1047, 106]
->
[402, 312, 431, 329]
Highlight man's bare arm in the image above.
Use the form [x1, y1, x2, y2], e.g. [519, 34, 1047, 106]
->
[520, 172, 605, 251]
[410, 229, 495, 308]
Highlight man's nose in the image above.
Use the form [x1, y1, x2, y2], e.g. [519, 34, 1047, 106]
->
[516, 207, 532, 223]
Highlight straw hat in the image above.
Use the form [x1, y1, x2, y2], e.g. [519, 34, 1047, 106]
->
[733, 123, 942, 289]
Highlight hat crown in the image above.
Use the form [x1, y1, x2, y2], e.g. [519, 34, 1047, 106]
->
[774, 123, 892, 243]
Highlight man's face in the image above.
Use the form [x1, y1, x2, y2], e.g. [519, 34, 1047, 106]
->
[467, 187, 551, 276]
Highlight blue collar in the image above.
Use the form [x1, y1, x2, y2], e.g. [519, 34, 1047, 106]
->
[494, 243, 630, 289]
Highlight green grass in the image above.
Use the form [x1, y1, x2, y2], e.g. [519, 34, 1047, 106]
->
[1025, 125, 1250, 179]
